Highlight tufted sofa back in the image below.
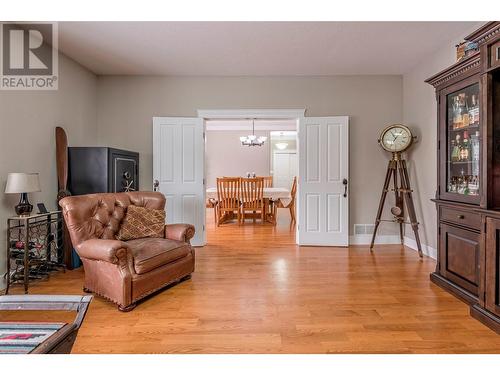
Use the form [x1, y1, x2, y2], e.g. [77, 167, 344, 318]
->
[59, 192, 166, 247]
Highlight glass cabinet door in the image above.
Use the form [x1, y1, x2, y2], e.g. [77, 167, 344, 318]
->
[445, 83, 480, 199]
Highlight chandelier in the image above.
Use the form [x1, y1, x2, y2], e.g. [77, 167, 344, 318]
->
[240, 119, 267, 146]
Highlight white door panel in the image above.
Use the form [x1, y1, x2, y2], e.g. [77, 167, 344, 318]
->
[153, 117, 205, 246]
[273, 152, 297, 188]
[298, 116, 349, 246]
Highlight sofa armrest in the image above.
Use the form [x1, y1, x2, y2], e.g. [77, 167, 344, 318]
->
[76, 239, 130, 264]
[164, 224, 195, 243]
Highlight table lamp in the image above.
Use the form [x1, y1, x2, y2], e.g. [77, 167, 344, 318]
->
[4, 173, 41, 216]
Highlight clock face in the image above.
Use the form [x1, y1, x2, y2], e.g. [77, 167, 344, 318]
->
[380, 125, 413, 152]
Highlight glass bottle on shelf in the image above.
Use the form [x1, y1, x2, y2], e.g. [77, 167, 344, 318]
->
[451, 140, 457, 162]
[461, 130, 470, 161]
[463, 178, 470, 195]
[459, 169, 466, 194]
[469, 175, 479, 196]
[469, 94, 479, 125]
[462, 94, 470, 128]
[452, 96, 462, 130]
[448, 176, 457, 192]
[451, 134, 461, 162]
[471, 130, 480, 175]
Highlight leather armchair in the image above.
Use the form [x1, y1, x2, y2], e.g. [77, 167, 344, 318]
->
[60, 192, 195, 311]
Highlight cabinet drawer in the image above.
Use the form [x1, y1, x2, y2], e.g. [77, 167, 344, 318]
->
[440, 206, 481, 230]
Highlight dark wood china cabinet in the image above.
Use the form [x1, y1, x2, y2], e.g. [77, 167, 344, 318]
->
[426, 22, 500, 333]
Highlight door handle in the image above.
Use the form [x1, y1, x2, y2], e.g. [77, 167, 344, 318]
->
[343, 178, 348, 198]
[153, 179, 159, 192]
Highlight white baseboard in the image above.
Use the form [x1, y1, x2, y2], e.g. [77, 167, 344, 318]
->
[404, 236, 437, 259]
[349, 234, 400, 245]
[349, 234, 437, 260]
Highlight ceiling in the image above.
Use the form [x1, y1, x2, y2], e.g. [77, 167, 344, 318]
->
[58, 22, 479, 76]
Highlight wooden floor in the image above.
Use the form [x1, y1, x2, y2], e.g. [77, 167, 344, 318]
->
[3, 209, 500, 353]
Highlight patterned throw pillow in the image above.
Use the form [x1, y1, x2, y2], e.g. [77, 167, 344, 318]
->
[116, 205, 166, 241]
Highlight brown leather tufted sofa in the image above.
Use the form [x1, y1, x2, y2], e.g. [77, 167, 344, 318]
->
[59, 192, 195, 312]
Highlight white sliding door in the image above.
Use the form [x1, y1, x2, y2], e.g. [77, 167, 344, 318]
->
[298, 116, 349, 246]
[153, 117, 205, 246]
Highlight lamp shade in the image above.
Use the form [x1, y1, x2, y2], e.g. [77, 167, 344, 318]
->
[5, 173, 41, 194]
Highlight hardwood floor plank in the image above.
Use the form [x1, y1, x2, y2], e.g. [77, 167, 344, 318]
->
[2, 208, 500, 353]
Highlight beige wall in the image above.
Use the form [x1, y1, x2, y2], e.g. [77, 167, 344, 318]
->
[96, 75, 403, 236]
[0, 53, 98, 288]
[402, 23, 483, 251]
[206, 130, 271, 187]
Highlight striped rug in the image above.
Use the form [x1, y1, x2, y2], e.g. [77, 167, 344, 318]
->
[0, 322, 65, 354]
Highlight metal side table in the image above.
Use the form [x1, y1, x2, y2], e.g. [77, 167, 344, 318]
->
[4, 211, 66, 294]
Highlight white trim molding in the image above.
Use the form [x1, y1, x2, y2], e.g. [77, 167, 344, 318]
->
[404, 236, 437, 259]
[205, 119, 297, 131]
[197, 109, 306, 119]
[349, 234, 437, 260]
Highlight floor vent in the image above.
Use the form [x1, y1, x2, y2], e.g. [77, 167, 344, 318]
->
[354, 224, 375, 235]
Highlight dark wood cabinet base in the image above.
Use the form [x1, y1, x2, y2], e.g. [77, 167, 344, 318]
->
[470, 304, 500, 334]
[432, 273, 500, 334]
[430, 272, 478, 306]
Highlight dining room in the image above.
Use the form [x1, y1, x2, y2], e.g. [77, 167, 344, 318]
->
[204, 119, 298, 231]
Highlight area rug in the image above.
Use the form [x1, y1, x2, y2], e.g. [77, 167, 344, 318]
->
[0, 322, 65, 354]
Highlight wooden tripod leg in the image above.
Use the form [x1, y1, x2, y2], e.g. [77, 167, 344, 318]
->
[370, 160, 394, 250]
[398, 160, 423, 258]
[392, 166, 404, 245]
[399, 220, 404, 245]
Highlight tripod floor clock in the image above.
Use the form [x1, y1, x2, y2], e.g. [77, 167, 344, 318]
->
[370, 124, 423, 258]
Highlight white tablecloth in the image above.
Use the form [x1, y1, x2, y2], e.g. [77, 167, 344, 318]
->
[206, 187, 292, 207]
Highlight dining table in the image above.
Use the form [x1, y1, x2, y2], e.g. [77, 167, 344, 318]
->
[206, 187, 292, 224]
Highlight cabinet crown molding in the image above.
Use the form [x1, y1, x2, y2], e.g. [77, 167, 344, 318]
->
[425, 52, 480, 88]
[465, 21, 500, 45]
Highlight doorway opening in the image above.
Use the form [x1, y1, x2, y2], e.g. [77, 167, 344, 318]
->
[152, 110, 349, 248]
[270, 131, 298, 189]
[204, 119, 299, 243]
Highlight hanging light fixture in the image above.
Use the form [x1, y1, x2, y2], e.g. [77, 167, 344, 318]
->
[240, 119, 267, 146]
[275, 142, 288, 150]
[275, 132, 289, 150]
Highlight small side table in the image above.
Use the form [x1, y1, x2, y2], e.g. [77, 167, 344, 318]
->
[5, 211, 66, 294]
[0, 295, 92, 354]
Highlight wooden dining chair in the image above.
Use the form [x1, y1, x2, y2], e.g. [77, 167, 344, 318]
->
[262, 176, 273, 188]
[206, 198, 218, 225]
[216, 177, 241, 226]
[260, 176, 273, 216]
[240, 177, 265, 224]
[272, 176, 297, 225]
